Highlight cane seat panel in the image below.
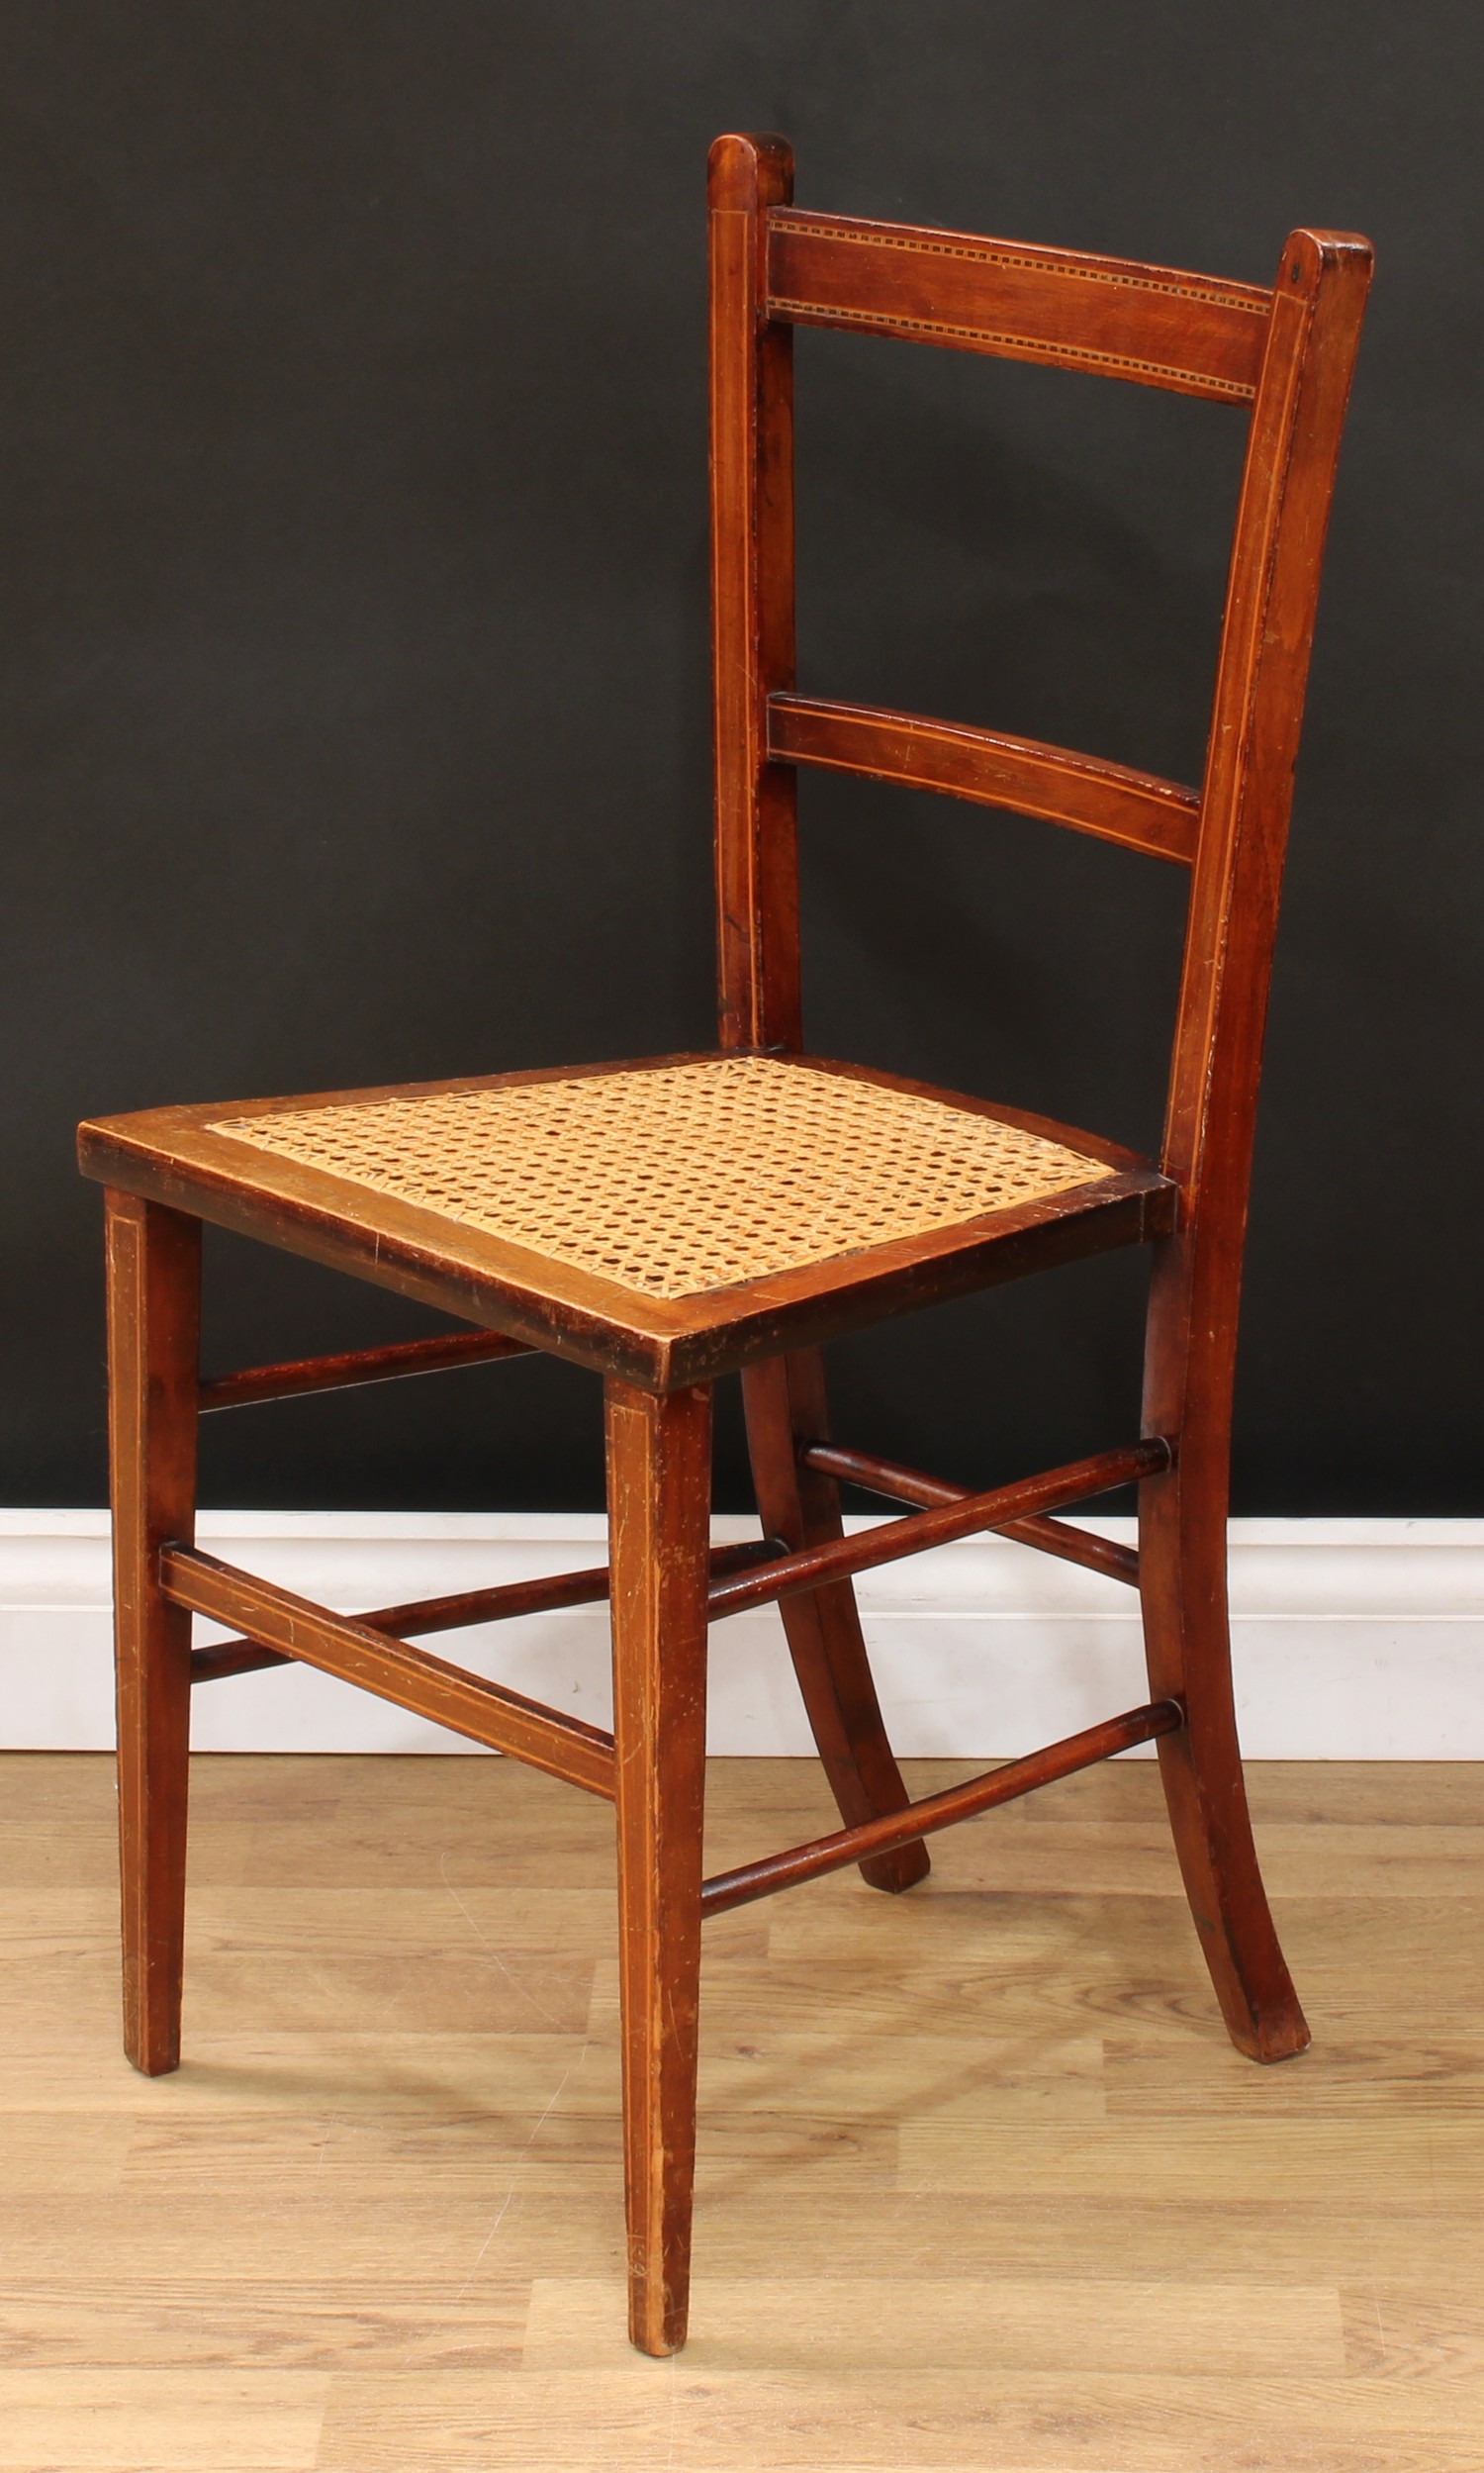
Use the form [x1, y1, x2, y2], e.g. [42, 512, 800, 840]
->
[209, 1053, 1115, 1301]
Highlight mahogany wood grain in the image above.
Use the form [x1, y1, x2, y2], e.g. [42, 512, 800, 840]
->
[741, 1350, 929, 1893]
[197, 1328, 530, 1410]
[710, 132, 801, 1053]
[1139, 230, 1371, 2065]
[106, 1191, 201, 2077]
[605, 1379, 714, 2357]
[801, 1441, 1141, 1587]
[708, 1440, 1167, 1620]
[187, 1537, 781, 1685]
[160, 1546, 617, 1795]
[188, 1638, 293, 1684]
[766, 210, 1270, 401]
[700, 1698, 1184, 1915]
[1164, 232, 1374, 1206]
[767, 695, 1199, 864]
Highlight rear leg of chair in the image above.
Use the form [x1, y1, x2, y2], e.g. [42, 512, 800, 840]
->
[606, 1378, 714, 2357]
[742, 1350, 929, 1893]
[1138, 1448, 1308, 2063]
[105, 1191, 201, 2076]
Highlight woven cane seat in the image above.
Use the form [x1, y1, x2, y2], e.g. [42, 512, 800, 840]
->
[210, 1054, 1112, 1301]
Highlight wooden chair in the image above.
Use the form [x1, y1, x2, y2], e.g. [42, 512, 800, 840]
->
[78, 134, 1371, 2357]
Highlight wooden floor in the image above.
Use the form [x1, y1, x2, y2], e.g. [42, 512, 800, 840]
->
[4, 1753, 1484, 2471]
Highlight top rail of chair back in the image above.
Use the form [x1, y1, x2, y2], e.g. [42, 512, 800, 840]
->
[762, 208, 1276, 403]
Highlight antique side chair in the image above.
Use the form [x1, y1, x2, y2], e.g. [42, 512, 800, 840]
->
[78, 135, 1371, 2357]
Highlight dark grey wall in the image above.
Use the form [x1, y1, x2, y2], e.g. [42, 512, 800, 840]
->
[4, 1, 1480, 1513]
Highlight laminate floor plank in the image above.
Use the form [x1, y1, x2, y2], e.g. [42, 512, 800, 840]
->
[1105, 2033, 1484, 2115]
[522, 2273, 1348, 2375]
[0, 2283, 528, 2370]
[0, 2367, 327, 2470]
[978, 1819, 1484, 1899]
[311, 2365, 1484, 2473]
[2, 1751, 1482, 2472]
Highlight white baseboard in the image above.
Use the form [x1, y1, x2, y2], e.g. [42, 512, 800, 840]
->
[2, 1511, 1481, 1759]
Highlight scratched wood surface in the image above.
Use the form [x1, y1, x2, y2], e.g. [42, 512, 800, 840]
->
[2, 1751, 1482, 2470]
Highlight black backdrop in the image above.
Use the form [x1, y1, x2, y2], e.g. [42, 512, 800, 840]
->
[4, 1, 1480, 1514]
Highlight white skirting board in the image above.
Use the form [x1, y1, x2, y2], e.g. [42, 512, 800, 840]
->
[2, 1510, 1481, 1760]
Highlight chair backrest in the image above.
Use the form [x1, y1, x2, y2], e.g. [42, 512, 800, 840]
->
[707, 132, 1371, 1233]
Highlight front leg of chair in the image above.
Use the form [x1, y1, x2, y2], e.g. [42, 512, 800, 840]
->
[105, 1191, 201, 2077]
[605, 1378, 713, 2356]
[1138, 1425, 1309, 2064]
[742, 1351, 929, 1893]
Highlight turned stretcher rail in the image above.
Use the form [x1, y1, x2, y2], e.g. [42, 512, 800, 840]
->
[197, 1329, 532, 1411]
[187, 1536, 784, 1683]
[188, 1441, 1154, 1690]
[800, 1442, 1142, 1586]
[701, 1697, 1185, 1914]
[705, 1439, 1167, 1620]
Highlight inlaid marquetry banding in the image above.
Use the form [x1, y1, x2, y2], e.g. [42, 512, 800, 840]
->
[768, 215, 1270, 314]
[209, 1056, 1113, 1303]
[767, 296, 1258, 398]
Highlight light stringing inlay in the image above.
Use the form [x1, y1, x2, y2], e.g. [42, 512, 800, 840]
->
[210, 1055, 1110, 1301]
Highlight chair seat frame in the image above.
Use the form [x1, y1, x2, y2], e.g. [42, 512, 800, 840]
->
[79, 133, 1371, 2357]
